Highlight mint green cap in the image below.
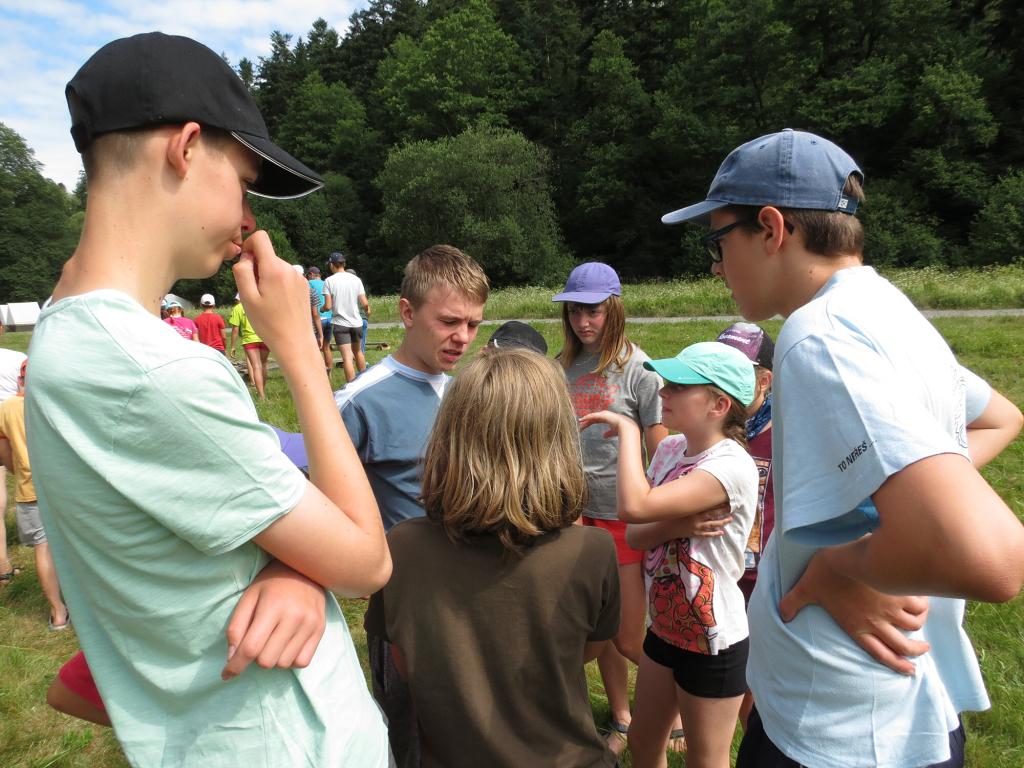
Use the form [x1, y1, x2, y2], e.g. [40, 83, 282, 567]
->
[644, 341, 756, 406]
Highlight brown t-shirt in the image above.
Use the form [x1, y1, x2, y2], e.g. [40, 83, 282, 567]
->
[365, 518, 620, 768]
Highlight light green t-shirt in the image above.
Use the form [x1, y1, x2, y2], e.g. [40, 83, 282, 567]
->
[25, 290, 388, 768]
[228, 301, 262, 346]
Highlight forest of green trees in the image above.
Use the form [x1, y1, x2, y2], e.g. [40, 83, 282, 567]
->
[3, 0, 1024, 303]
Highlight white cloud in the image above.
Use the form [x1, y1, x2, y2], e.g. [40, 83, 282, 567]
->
[0, 0, 365, 189]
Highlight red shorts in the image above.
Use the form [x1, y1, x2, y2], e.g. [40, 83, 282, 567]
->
[58, 650, 105, 711]
[243, 342, 268, 352]
[582, 516, 643, 565]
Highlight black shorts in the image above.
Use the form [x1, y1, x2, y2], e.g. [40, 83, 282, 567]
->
[332, 325, 363, 346]
[642, 629, 749, 698]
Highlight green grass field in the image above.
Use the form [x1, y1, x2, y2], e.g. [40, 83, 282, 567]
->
[1, 312, 1021, 767]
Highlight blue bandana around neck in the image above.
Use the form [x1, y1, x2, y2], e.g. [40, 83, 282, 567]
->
[746, 392, 772, 441]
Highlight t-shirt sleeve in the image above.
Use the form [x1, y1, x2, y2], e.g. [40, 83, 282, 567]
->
[961, 365, 991, 424]
[778, 333, 966, 546]
[338, 394, 369, 457]
[108, 356, 306, 555]
[695, 442, 758, 514]
[228, 304, 242, 328]
[634, 364, 663, 429]
[588, 532, 621, 642]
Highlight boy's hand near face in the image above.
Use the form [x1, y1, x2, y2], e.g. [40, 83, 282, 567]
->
[233, 231, 320, 367]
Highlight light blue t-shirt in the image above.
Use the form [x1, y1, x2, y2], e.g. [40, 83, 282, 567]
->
[309, 278, 330, 321]
[335, 355, 449, 531]
[746, 267, 989, 768]
[25, 290, 388, 768]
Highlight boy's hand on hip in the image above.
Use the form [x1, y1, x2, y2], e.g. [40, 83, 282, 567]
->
[221, 559, 328, 681]
[779, 550, 930, 676]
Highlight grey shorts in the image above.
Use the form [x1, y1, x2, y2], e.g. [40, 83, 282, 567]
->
[332, 325, 363, 346]
[16, 501, 46, 546]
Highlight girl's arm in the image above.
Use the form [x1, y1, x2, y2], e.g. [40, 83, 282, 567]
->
[626, 505, 733, 550]
[643, 423, 668, 465]
[580, 411, 728, 523]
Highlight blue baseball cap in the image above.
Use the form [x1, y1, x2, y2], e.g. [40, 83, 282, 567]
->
[552, 262, 622, 304]
[662, 129, 863, 225]
[644, 341, 756, 407]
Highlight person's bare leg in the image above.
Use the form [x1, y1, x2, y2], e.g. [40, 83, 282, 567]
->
[355, 343, 367, 374]
[675, 687, 742, 768]
[321, 330, 333, 373]
[601, 561, 645, 754]
[340, 341, 356, 383]
[739, 689, 754, 731]
[0, 467, 11, 580]
[597, 643, 632, 755]
[34, 542, 67, 626]
[627, 653, 677, 768]
[259, 347, 270, 393]
[47, 677, 111, 727]
[244, 346, 265, 399]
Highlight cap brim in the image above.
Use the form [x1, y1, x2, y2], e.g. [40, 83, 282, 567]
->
[661, 199, 729, 226]
[551, 290, 618, 304]
[232, 131, 323, 200]
[643, 358, 713, 386]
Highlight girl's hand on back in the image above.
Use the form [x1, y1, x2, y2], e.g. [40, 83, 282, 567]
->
[579, 410, 638, 439]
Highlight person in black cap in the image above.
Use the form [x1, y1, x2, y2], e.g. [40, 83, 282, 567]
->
[486, 320, 548, 355]
[25, 32, 390, 767]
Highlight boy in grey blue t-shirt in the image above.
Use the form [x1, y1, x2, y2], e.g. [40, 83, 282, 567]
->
[341, 244, 489, 768]
[661, 129, 1024, 767]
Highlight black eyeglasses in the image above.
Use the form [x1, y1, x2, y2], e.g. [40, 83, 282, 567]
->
[702, 218, 795, 263]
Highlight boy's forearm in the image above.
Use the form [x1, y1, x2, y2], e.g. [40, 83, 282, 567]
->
[827, 453, 1024, 601]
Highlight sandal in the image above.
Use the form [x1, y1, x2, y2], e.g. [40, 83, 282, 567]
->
[604, 720, 629, 756]
[48, 609, 71, 632]
[0, 565, 21, 586]
[667, 727, 687, 753]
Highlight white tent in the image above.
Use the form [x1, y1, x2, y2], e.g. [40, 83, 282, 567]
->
[0, 302, 41, 331]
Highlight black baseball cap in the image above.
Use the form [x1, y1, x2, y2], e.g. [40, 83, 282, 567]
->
[66, 32, 323, 200]
[487, 321, 548, 356]
[328, 252, 346, 264]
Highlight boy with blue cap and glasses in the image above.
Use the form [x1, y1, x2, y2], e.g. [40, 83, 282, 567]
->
[25, 32, 391, 767]
[662, 129, 1024, 767]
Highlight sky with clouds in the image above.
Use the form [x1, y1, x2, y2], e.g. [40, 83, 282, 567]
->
[1, 0, 368, 190]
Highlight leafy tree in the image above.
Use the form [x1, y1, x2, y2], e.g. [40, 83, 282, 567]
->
[375, 0, 528, 141]
[336, 0, 428, 100]
[968, 170, 1024, 266]
[375, 126, 571, 288]
[277, 72, 374, 176]
[0, 123, 78, 302]
[562, 31, 660, 274]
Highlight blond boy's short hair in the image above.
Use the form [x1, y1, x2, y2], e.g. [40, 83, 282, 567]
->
[400, 245, 489, 308]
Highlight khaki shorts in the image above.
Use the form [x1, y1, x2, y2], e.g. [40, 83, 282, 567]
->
[16, 501, 47, 546]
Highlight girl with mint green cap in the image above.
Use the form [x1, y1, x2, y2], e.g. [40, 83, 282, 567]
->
[581, 340, 760, 768]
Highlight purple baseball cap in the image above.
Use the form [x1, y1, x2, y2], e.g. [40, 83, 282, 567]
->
[716, 322, 775, 370]
[269, 426, 309, 475]
[552, 262, 622, 304]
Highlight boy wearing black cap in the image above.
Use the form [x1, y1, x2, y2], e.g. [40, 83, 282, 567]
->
[662, 129, 1024, 767]
[25, 33, 390, 767]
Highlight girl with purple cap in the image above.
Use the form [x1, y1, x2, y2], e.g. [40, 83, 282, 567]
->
[552, 262, 673, 755]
